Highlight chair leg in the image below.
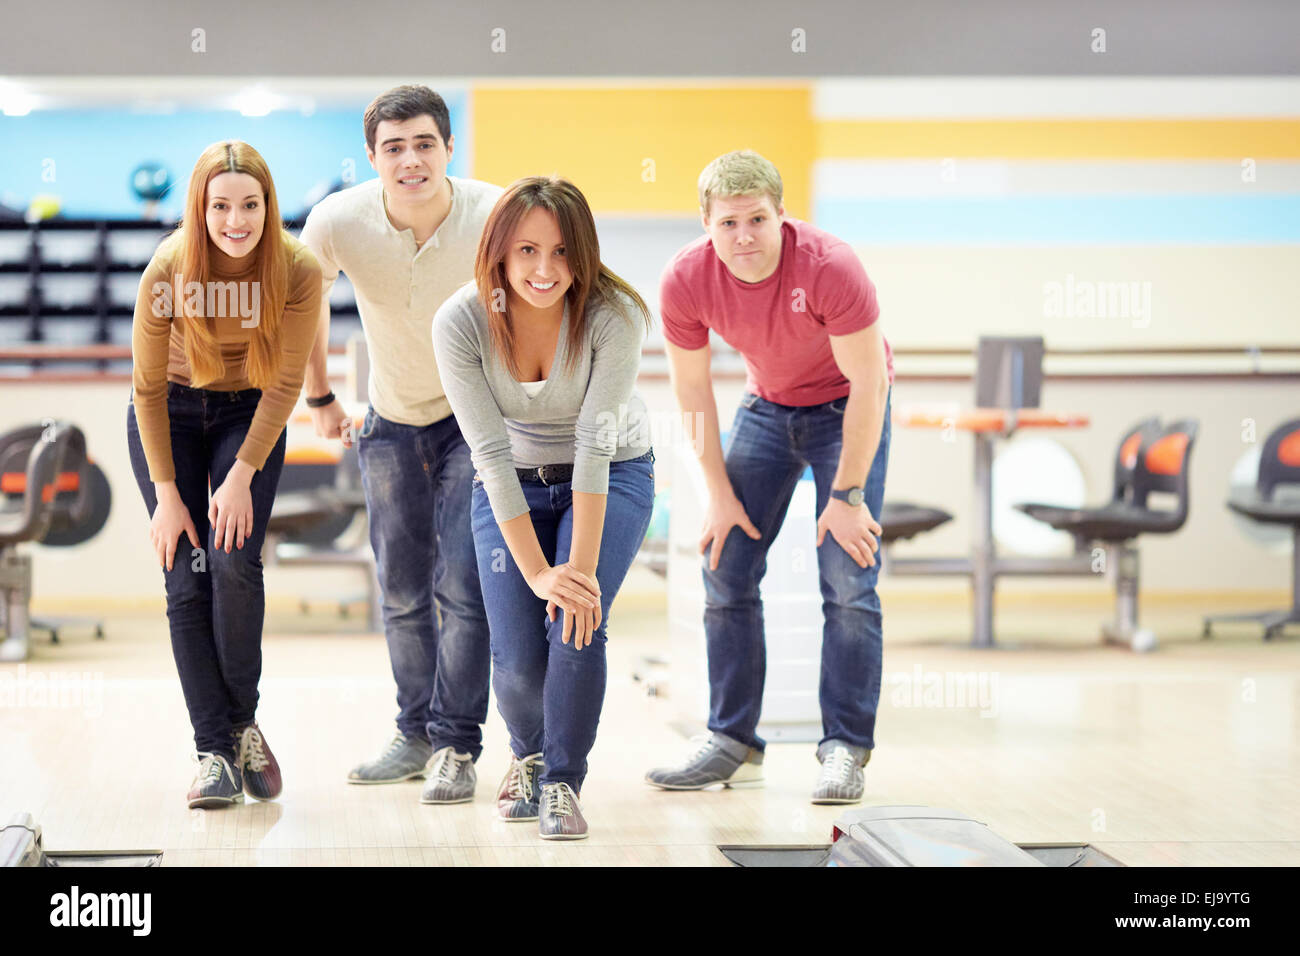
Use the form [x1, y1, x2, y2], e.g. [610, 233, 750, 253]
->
[1204, 525, 1300, 641]
[30, 616, 106, 645]
[1261, 609, 1300, 641]
[1204, 609, 1292, 636]
[0, 552, 33, 663]
[1103, 542, 1156, 652]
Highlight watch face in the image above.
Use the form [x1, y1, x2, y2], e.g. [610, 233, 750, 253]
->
[848, 487, 864, 506]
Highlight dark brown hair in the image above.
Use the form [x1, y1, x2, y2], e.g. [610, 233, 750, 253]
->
[474, 176, 653, 380]
[363, 85, 452, 153]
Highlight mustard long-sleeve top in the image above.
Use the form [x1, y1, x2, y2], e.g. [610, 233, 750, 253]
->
[130, 233, 322, 483]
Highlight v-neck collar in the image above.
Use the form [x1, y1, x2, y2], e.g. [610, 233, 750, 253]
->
[513, 300, 568, 402]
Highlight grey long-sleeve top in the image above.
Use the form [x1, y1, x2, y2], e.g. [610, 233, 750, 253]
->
[432, 281, 651, 522]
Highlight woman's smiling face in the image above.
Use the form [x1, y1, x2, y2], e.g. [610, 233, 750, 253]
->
[503, 206, 573, 313]
[205, 171, 266, 258]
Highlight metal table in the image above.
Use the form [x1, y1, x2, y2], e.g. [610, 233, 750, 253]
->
[891, 408, 1091, 647]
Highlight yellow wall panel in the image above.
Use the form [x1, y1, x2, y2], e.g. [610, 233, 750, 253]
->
[473, 87, 814, 218]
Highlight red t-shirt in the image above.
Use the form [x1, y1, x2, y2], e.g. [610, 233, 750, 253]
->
[659, 217, 894, 406]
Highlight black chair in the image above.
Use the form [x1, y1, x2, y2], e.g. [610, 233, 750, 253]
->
[1016, 416, 1162, 533]
[1015, 419, 1198, 651]
[879, 502, 953, 544]
[264, 442, 376, 626]
[0, 423, 77, 661]
[1203, 418, 1300, 640]
[0, 423, 111, 645]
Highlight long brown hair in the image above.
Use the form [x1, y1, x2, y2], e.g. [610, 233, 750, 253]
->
[474, 176, 652, 380]
[161, 141, 289, 389]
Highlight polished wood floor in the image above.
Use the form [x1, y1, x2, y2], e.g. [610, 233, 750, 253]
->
[3, 583, 1298, 866]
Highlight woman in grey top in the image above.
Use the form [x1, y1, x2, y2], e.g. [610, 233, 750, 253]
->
[432, 176, 654, 840]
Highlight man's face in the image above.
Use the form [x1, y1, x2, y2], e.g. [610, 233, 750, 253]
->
[366, 115, 454, 205]
[701, 194, 784, 283]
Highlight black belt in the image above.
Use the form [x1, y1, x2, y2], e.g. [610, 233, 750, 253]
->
[516, 462, 574, 485]
[476, 450, 653, 487]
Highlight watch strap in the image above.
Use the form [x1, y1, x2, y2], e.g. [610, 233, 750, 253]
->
[831, 486, 865, 506]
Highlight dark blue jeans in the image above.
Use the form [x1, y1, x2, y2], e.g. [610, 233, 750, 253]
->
[471, 451, 656, 791]
[357, 407, 490, 759]
[704, 389, 891, 753]
[126, 382, 286, 758]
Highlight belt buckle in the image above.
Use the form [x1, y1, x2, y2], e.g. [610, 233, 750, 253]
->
[538, 464, 553, 486]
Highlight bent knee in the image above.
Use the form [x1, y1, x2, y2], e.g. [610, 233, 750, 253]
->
[820, 568, 882, 614]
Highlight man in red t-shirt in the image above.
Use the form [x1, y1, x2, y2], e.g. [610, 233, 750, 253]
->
[645, 150, 893, 804]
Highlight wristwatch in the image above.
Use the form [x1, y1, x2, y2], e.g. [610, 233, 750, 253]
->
[830, 486, 865, 507]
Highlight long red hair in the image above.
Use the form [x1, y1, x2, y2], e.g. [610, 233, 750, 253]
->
[160, 141, 289, 389]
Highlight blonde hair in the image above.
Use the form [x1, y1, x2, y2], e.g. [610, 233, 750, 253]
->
[163, 140, 289, 389]
[697, 150, 783, 218]
[475, 176, 652, 381]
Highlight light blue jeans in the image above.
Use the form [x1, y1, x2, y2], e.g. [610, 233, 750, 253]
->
[471, 451, 656, 790]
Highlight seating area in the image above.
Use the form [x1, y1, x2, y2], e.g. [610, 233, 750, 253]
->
[0, 421, 111, 660]
[877, 337, 1292, 651]
[1204, 418, 1300, 640]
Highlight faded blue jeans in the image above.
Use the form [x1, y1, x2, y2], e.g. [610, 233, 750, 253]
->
[357, 407, 491, 760]
[703, 390, 890, 753]
[471, 451, 656, 791]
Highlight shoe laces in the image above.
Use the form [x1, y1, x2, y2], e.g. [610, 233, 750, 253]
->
[684, 733, 717, 765]
[194, 751, 226, 787]
[240, 725, 269, 772]
[381, 732, 411, 759]
[505, 753, 541, 802]
[542, 783, 575, 818]
[429, 748, 465, 784]
[819, 745, 856, 784]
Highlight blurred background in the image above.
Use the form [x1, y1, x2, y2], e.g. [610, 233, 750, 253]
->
[2, 0, 1300, 867]
[1, 76, 1295, 614]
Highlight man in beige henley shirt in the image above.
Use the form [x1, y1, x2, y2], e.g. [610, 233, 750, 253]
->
[298, 85, 503, 803]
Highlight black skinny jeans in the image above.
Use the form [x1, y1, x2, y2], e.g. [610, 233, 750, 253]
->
[126, 382, 286, 757]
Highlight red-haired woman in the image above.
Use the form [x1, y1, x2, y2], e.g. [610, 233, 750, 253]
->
[433, 176, 654, 839]
[127, 141, 321, 809]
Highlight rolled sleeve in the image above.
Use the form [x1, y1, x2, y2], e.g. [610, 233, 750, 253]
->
[658, 266, 709, 350]
[816, 243, 880, 336]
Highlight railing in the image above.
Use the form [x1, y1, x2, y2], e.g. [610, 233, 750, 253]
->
[2, 344, 1297, 386]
